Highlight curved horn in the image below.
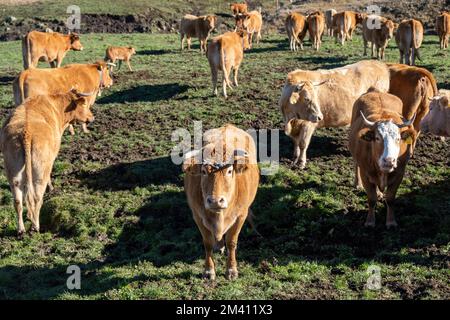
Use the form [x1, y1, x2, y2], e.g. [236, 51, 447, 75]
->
[360, 111, 375, 126]
[397, 113, 416, 128]
[106, 62, 117, 67]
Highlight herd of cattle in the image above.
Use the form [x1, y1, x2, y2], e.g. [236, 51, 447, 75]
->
[0, 3, 449, 281]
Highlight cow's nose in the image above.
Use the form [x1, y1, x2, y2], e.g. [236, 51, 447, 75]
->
[206, 196, 228, 210]
[317, 114, 323, 122]
[383, 157, 396, 167]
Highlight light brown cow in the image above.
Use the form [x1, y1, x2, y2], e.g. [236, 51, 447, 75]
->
[420, 89, 450, 137]
[362, 15, 396, 60]
[279, 60, 390, 168]
[285, 12, 308, 51]
[349, 90, 416, 228]
[333, 11, 365, 45]
[13, 61, 113, 134]
[180, 14, 217, 53]
[0, 89, 94, 236]
[207, 30, 250, 98]
[22, 30, 83, 69]
[235, 9, 262, 48]
[105, 46, 136, 72]
[325, 9, 337, 36]
[307, 11, 325, 51]
[230, 2, 248, 16]
[436, 12, 450, 49]
[395, 19, 423, 66]
[183, 124, 259, 280]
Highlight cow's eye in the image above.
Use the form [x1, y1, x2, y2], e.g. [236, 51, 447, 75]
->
[226, 167, 233, 176]
[375, 136, 381, 141]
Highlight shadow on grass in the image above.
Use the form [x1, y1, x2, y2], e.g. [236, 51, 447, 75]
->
[138, 49, 173, 55]
[296, 55, 349, 69]
[0, 76, 15, 86]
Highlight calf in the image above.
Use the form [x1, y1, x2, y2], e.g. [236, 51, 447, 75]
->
[307, 11, 325, 51]
[333, 11, 365, 45]
[183, 124, 259, 280]
[395, 19, 423, 65]
[420, 90, 450, 137]
[285, 12, 308, 51]
[105, 46, 136, 71]
[235, 10, 263, 48]
[230, 2, 248, 16]
[207, 30, 250, 98]
[180, 14, 217, 53]
[349, 90, 416, 228]
[362, 15, 396, 60]
[22, 30, 83, 69]
[325, 9, 337, 36]
[0, 90, 94, 237]
[436, 12, 450, 49]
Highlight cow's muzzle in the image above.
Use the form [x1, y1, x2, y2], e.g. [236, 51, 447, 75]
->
[205, 196, 228, 212]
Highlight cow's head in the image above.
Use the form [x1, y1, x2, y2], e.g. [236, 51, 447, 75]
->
[421, 94, 449, 136]
[95, 61, 114, 89]
[69, 33, 83, 51]
[128, 46, 137, 55]
[383, 19, 395, 40]
[289, 80, 328, 123]
[359, 112, 416, 173]
[66, 89, 95, 123]
[203, 15, 216, 32]
[355, 12, 366, 24]
[236, 28, 251, 50]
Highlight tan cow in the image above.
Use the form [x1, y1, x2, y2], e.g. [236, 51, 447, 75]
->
[279, 60, 390, 168]
[13, 61, 114, 134]
[230, 2, 248, 16]
[325, 9, 337, 36]
[362, 15, 396, 60]
[349, 89, 416, 228]
[307, 11, 325, 51]
[395, 19, 423, 66]
[436, 12, 450, 49]
[235, 9, 263, 48]
[183, 124, 259, 280]
[105, 46, 136, 71]
[285, 12, 308, 51]
[333, 11, 365, 45]
[207, 30, 250, 98]
[22, 30, 83, 69]
[180, 14, 217, 54]
[0, 89, 94, 236]
[420, 90, 450, 137]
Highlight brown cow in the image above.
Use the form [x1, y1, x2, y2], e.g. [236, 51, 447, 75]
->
[0, 89, 94, 236]
[183, 124, 259, 280]
[105, 46, 136, 72]
[362, 15, 396, 60]
[420, 89, 450, 137]
[13, 61, 113, 134]
[207, 30, 250, 98]
[180, 14, 216, 54]
[349, 90, 416, 228]
[279, 60, 390, 168]
[307, 11, 325, 51]
[285, 12, 308, 51]
[22, 30, 83, 69]
[230, 2, 248, 16]
[325, 9, 337, 36]
[333, 11, 365, 45]
[235, 10, 262, 48]
[395, 19, 423, 66]
[436, 12, 450, 49]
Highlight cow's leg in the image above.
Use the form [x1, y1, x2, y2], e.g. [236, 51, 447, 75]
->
[384, 174, 404, 229]
[361, 175, 377, 227]
[225, 214, 246, 280]
[29, 178, 47, 234]
[181, 34, 185, 50]
[398, 49, 404, 64]
[233, 65, 240, 87]
[126, 59, 133, 71]
[211, 66, 218, 96]
[68, 124, 75, 135]
[340, 31, 345, 45]
[257, 30, 261, 44]
[193, 215, 216, 280]
[363, 39, 368, 56]
[10, 179, 25, 237]
[296, 122, 316, 169]
[187, 37, 192, 51]
[354, 163, 363, 189]
[81, 122, 90, 134]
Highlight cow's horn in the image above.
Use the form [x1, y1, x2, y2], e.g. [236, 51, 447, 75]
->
[397, 113, 416, 128]
[106, 62, 117, 67]
[360, 111, 375, 126]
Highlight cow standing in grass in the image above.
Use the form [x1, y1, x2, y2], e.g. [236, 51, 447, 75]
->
[436, 12, 450, 49]
[362, 15, 396, 60]
[285, 12, 308, 51]
[180, 14, 217, 54]
[307, 11, 325, 51]
[104, 46, 136, 72]
[235, 9, 263, 48]
[395, 19, 423, 66]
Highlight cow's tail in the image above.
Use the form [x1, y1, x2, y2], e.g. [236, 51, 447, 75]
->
[411, 20, 421, 61]
[13, 73, 25, 106]
[23, 130, 36, 220]
[220, 43, 231, 87]
[22, 33, 31, 70]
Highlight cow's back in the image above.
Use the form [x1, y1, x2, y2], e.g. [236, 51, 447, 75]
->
[180, 14, 198, 36]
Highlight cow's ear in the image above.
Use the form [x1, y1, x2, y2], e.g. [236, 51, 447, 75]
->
[360, 128, 375, 141]
[401, 129, 416, 145]
[439, 96, 449, 110]
[289, 92, 300, 105]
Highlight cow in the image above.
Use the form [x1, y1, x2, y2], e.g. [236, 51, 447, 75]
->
[307, 11, 325, 51]
[22, 30, 83, 70]
[235, 9, 262, 48]
[436, 12, 450, 49]
[387, 64, 438, 141]
[333, 11, 365, 45]
[285, 12, 308, 51]
[207, 30, 250, 98]
[349, 89, 416, 228]
[420, 90, 450, 137]
[13, 61, 114, 135]
[395, 19, 423, 66]
[0, 89, 94, 237]
[183, 124, 259, 280]
[180, 14, 217, 54]
[325, 9, 337, 36]
[230, 2, 248, 16]
[104, 46, 136, 72]
[279, 60, 390, 169]
[362, 15, 396, 60]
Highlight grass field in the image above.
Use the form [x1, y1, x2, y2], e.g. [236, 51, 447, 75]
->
[0, 29, 449, 299]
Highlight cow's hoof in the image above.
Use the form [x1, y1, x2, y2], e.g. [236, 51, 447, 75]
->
[377, 191, 384, 201]
[203, 269, 216, 281]
[17, 230, 25, 239]
[364, 221, 375, 228]
[386, 221, 398, 229]
[226, 268, 238, 280]
[29, 226, 39, 234]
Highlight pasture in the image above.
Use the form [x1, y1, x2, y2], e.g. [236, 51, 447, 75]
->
[0, 26, 449, 298]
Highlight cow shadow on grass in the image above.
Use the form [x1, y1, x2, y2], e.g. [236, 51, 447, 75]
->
[138, 49, 173, 56]
[296, 55, 349, 69]
[0, 76, 15, 86]
[96, 83, 190, 104]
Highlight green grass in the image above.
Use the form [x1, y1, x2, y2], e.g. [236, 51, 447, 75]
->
[0, 31, 449, 299]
